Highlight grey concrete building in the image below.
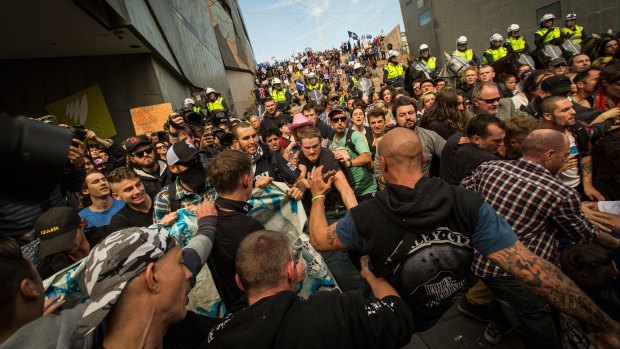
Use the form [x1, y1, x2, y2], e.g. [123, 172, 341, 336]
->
[400, 0, 618, 66]
[0, 0, 256, 139]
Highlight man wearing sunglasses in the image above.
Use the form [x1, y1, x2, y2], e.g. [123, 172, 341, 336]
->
[125, 135, 172, 200]
[548, 57, 568, 75]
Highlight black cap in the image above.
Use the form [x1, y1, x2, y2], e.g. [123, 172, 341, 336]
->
[541, 75, 572, 96]
[35, 207, 82, 259]
[549, 57, 567, 67]
[166, 141, 199, 165]
[125, 135, 151, 153]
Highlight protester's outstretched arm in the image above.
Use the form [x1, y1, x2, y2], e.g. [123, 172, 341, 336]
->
[183, 200, 217, 288]
[488, 240, 620, 338]
[332, 170, 358, 210]
[360, 255, 398, 299]
[308, 166, 346, 251]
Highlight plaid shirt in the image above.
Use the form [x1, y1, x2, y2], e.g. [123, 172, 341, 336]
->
[153, 179, 207, 223]
[461, 159, 598, 278]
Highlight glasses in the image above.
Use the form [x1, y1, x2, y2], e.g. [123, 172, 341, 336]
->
[330, 116, 347, 123]
[131, 147, 153, 158]
[155, 145, 168, 150]
[553, 63, 568, 67]
[481, 97, 501, 104]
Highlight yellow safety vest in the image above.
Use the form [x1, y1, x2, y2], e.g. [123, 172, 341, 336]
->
[507, 36, 526, 52]
[483, 47, 508, 64]
[307, 83, 324, 91]
[384, 62, 404, 80]
[271, 89, 287, 103]
[535, 27, 562, 44]
[421, 56, 437, 70]
[206, 97, 225, 112]
[193, 106, 203, 114]
[452, 49, 474, 62]
[351, 76, 358, 89]
[562, 25, 583, 44]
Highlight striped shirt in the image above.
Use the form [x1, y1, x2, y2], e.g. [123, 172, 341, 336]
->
[460, 159, 597, 278]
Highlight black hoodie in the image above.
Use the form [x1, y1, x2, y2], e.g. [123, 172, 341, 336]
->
[350, 177, 483, 325]
[203, 290, 413, 349]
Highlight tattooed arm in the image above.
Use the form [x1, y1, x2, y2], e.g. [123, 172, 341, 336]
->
[581, 155, 605, 201]
[487, 240, 620, 334]
[309, 197, 346, 251]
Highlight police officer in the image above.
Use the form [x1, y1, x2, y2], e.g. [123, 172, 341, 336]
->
[205, 87, 230, 121]
[483, 33, 508, 65]
[504, 24, 531, 54]
[183, 98, 204, 115]
[304, 72, 329, 102]
[452, 36, 481, 66]
[534, 13, 564, 48]
[418, 44, 437, 78]
[383, 50, 405, 87]
[270, 78, 291, 111]
[349, 62, 364, 92]
[562, 13, 593, 45]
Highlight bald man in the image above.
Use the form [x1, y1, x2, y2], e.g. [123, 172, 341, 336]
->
[461, 129, 620, 348]
[308, 128, 620, 341]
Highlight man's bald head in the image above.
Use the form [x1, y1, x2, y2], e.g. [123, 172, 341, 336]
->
[521, 129, 566, 158]
[378, 128, 423, 171]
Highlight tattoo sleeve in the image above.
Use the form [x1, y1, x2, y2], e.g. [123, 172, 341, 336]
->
[487, 241, 619, 332]
[581, 156, 593, 181]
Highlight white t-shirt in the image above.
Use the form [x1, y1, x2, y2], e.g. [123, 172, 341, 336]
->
[558, 133, 580, 188]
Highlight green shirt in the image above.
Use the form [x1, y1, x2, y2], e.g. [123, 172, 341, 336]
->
[331, 129, 377, 197]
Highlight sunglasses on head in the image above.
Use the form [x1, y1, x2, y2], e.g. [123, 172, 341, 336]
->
[330, 116, 347, 123]
[131, 147, 153, 158]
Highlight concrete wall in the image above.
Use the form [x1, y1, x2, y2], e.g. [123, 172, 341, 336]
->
[225, 69, 256, 117]
[0, 53, 188, 139]
[400, 0, 619, 64]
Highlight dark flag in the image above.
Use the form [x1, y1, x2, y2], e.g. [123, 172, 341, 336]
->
[347, 31, 358, 40]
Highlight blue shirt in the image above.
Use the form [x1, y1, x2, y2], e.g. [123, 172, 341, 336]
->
[79, 199, 125, 228]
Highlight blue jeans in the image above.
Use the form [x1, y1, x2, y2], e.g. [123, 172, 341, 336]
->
[483, 277, 561, 349]
[322, 208, 365, 296]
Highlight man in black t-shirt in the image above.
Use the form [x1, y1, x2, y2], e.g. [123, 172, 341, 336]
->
[206, 150, 265, 310]
[440, 115, 505, 185]
[258, 97, 292, 142]
[108, 167, 154, 232]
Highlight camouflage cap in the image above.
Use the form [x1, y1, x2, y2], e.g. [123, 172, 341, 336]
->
[72, 227, 178, 339]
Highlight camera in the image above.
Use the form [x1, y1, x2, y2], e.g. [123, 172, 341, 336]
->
[176, 107, 205, 126]
[212, 128, 232, 147]
[69, 125, 88, 142]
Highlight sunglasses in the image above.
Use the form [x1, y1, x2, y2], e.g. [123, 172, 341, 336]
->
[553, 63, 568, 67]
[330, 116, 347, 123]
[481, 97, 501, 104]
[131, 147, 153, 158]
[155, 145, 168, 150]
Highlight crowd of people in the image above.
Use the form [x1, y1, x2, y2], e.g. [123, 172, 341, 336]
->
[1, 10, 620, 349]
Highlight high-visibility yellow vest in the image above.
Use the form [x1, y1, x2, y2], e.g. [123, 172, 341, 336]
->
[271, 89, 287, 103]
[193, 106, 203, 114]
[507, 36, 526, 52]
[351, 76, 358, 89]
[421, 56, 437, 70]
[206, 97, 225, 112]
[535, 27, 562, 44]
[452, 49, 474, 62]
[562, 25, 584, 44]
[307, 83, 324, 91]
[384, 62, 404, 80]
[483, 47, 508, 64]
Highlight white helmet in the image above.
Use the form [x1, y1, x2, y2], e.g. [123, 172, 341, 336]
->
[388, 50, 400, 57]
[272, 78, 282, 85]
[540, 13, 555, 23]
[205, 87, 216, 95]
[419, 44, 429, 51]
[353, 62, 362, 70]
[183, 98, 195, 107]
[507, 24, 520, 33]
[490, 33, 503, 44]
[456, 36, 468, 45]
[566, 13, 577, 21]
[308, 72, 316, 79]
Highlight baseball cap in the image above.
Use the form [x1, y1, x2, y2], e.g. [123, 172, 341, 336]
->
[125, 135, 151, 154]
[73, 227, 179, 338]
[328, 106, 346, 119]
[549, 57, 567, 67]
[541, 75, 572, 96]
[166, 141, 199, 165]
[35, 207, 82, 259]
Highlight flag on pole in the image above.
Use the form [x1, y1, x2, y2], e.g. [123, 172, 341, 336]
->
[347, 31, 358, 40]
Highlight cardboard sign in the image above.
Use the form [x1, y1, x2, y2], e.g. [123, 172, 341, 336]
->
[130, 103, 173, 136]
